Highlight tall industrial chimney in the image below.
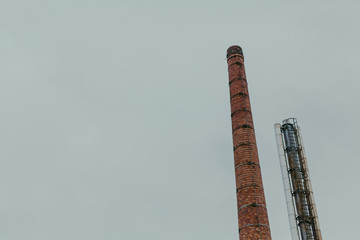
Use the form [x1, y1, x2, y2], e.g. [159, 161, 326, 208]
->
[226, 46, 272, 239]
[274, 118, 322, 240]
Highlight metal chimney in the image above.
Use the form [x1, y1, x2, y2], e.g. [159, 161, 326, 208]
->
[274, 118, 322, 240]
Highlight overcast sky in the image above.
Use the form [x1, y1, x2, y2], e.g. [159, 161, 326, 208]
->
[1, 1, 359, 239]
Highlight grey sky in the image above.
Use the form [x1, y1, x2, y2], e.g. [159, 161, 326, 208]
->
[1, 1, 359, 239]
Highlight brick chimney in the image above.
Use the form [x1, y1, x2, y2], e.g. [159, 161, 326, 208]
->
[226, 45, 272, 240]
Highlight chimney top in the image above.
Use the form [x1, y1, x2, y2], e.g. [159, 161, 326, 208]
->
[226, 45, 243, 58]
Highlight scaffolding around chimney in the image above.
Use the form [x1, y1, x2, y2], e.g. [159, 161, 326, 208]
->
[274, 119, 322, 240]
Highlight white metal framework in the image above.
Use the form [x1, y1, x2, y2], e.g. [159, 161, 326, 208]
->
[274, 118, 322, 240]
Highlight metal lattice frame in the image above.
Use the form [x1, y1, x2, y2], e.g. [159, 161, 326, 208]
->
[274, 119, 322, 240]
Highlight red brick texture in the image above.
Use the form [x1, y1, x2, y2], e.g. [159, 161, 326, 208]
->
[226, 46, 272, 240]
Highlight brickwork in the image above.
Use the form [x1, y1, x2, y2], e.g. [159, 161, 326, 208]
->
[226, 46, 272, 240]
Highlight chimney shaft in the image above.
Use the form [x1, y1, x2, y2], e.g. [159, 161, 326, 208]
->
[226, 46, 272, 240]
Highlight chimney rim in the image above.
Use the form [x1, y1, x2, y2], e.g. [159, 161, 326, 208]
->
[227, 45, 243, 58]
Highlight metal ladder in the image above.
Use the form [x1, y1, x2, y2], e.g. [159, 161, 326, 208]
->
[288, 127, 314, 240]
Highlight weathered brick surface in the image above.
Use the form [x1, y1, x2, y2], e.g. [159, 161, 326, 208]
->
[237, 185, 266, 207]
[227, 45, 271, 240]
[239, 225, 271, 240]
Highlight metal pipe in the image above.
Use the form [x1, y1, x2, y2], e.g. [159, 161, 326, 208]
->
[274, 123, 300, 240]
[276, 118, 322, 240]
[282, 122, 312, 239]
[296, 126, 322, 240]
